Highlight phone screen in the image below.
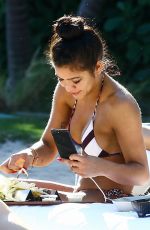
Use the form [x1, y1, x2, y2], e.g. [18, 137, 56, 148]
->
[51, 129, 79, 159]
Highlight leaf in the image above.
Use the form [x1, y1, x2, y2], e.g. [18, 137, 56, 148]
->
[104, 17, 124, 31]
[138, 0, 150, 6]
[137, 23, 150, 35]
[142, 44, 150, 64]
[133, 68, 150, 81]
[126, 40, 141, 61]
[117, 1, 125, 11]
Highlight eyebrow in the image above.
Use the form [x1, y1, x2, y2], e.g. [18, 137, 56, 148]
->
[55, 75, 81, 81]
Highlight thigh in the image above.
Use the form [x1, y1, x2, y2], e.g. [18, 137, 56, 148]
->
[22, 179, 74, 192]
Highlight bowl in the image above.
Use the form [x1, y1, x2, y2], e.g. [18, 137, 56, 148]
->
[66, 192, 86, 202]
[112, 200, 133, 212]
[131, 199, 150, 217]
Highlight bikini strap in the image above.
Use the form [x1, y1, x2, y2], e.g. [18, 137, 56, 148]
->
[94, 73, 105, 116]
[69, 73, 105, 127]
[68, 99, 77, 130]
[71, 99, 77, 117]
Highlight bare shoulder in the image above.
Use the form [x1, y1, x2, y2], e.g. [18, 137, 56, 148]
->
[53, 83, 74, 108]
[112, 87, 140, 112]
[104, 82, 147, 167]
[41, 83, 75, 144]
[106, 84, 141, 128]
[49, 83, 76, 127]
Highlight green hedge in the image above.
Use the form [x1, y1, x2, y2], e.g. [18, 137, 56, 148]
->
[0, 0, 149, 115]
[96, 0, 150, 114]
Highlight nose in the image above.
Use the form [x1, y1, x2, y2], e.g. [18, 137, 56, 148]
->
[63, 81, 76, 92]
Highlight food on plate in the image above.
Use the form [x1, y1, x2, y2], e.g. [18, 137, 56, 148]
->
[0, 174, 58, 202]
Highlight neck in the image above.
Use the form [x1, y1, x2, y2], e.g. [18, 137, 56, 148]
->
[81, 73, 105, 104]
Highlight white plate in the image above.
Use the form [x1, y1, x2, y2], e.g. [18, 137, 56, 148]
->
[112, 195, 150, 212]
[112, 200, 133, 212]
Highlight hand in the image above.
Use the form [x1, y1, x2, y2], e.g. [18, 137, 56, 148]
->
[0, 148, 33, 174]
[59, 153, 102, 178]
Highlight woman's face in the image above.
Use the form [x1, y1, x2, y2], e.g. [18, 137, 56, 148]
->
[54, 65, 98, 100]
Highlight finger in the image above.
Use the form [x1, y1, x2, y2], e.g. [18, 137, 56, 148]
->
[23, 156, 32, 169]
[0, 158, 18, 173]
[8, 154, 27, 171]
[8, 159, 22, 172]
[56, 157, 66, 163]
[15, 158, 25, 168]
[70, 167, 86, 178]
[69, 154, 85, 162]
[70, 160, 80, 168]
[70, 164, 76, 171]
[70, 166, 81, 175]
[0, 164, 18, 174]
[8, 165, 21, 172]
[59, 158, 71, 165]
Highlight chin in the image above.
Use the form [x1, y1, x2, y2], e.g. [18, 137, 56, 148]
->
[75, 94, 85, 100]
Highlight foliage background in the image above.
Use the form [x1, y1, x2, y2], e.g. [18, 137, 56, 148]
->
[96, 0, 150, 115]
[0, 0, 149, 115]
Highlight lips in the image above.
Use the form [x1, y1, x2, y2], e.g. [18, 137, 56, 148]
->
[72, 91, 81, 96]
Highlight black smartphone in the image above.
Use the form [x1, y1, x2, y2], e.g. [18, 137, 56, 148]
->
[51, 129, 78, 159]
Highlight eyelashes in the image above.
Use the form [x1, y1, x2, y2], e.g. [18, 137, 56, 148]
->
[72, 80, 81, 84]
[57, 78, 81, 85]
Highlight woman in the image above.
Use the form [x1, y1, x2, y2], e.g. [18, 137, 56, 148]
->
[0, 15, 150, 202]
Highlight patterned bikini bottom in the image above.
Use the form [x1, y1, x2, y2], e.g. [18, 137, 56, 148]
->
[77, 188, 132, 203]
[104, 188, 132, 200]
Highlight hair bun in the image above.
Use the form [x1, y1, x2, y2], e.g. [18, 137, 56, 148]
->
[54, 15, 84, 40]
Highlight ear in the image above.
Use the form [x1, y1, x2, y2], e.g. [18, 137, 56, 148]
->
[94, 61, 105, 77]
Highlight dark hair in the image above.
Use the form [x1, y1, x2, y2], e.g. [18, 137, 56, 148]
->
[47, 15, 120, 76]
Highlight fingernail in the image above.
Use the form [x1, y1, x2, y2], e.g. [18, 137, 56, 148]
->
[57, 157, 62, 161]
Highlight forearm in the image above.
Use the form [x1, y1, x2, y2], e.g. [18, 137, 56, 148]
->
[100, 159, 149, 186]
[29, 140, 57, 167]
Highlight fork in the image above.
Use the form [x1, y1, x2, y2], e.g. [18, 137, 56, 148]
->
[16, 168, 28, 179]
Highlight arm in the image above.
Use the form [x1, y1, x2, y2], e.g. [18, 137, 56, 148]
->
[33, 84, 73, 167]
[106, 97, 149, 185]
[67, 96, 150, 186]
[0, 84, 74, 173]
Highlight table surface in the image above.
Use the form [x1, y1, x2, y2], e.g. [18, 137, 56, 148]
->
[10, 202, 150, 230]
[8, 146, 150, 230]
